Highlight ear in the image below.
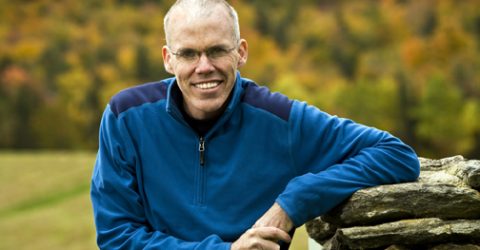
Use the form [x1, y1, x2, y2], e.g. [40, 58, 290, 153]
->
[236, 39, 248, 68]
[162, 46, 174, 74]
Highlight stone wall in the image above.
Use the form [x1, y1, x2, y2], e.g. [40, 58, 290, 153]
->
[306, 156, 480, 250]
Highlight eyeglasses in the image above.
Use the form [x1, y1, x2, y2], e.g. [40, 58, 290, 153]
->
[168, 45, 237, 64]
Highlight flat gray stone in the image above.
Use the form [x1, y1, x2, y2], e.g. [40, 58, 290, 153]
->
[323, 183, 480, 226]
[333, 218, 480, 249]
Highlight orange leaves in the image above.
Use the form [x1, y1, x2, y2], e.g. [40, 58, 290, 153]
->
[401, 38, 427, 69]
[1, 66, 29, 89]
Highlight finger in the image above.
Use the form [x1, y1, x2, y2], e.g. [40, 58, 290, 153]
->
[258, 239, 281, 250]
[232, 230, 280, 250]
[253, 227, 292, 243]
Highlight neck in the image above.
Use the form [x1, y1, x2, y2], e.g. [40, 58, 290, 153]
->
[182, 102, 227, 121]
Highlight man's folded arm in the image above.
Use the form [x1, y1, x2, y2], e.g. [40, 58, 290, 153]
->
[276, 103, 421, 226]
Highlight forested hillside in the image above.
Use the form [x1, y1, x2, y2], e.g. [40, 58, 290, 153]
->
[1, 0, 479, 158]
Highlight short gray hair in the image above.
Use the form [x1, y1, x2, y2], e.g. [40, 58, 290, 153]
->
[163, 0, 240, 46]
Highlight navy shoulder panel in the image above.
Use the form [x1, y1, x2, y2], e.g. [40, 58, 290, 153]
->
[109, 81, 168, 116]
[242, 81, 293, 121]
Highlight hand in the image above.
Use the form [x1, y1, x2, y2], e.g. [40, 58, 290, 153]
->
[231, 226, 291, 250]
[252, 203, 294, 233]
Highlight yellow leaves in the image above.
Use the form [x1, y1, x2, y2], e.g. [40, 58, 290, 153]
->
[292, 7, 336, 42]
[342, 3, 376, 39]
[56, 68, 92, 125]
[430, 23, 472, 63]
[65, 51, 81, 67]
[379, 0, 409, 40]
[117, 46, 136, 74]
[272, 73, 313, 104]
[57, 69, 91, 98]
[240, 31, 285, 84]
[78, 23, 102, 49]
[98, 64, 118, 84]
[232, 1, 256, 32]
[8, 39, 45, 64]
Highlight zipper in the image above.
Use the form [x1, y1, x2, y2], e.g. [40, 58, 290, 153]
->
[194, 136, 206, 206]
[199, 136, 205, 166]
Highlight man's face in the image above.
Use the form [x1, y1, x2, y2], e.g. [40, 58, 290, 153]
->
[162, 7, 248, 120]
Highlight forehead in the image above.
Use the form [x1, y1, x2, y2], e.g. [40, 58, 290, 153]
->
[167, 6, 235, 49]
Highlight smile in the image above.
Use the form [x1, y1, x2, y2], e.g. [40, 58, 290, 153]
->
[193, 82, 221, 90]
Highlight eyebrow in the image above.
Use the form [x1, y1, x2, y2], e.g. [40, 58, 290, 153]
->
[175, 44, 232, 51]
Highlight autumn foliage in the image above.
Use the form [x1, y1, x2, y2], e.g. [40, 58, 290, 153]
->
[1, 0, 479, 158]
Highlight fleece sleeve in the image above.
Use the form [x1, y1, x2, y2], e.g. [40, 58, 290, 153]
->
[276, 102, 420, 226]
[90, 106, 230, 250]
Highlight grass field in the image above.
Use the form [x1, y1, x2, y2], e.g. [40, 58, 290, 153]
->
[0, 151, 309, 250]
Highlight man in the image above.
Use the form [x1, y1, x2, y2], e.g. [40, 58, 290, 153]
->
[90, 0, 420, 249]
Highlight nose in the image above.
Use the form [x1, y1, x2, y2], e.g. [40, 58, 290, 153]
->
[194, 53, 215, 74]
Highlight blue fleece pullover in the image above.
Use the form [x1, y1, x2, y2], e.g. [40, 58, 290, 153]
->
[90, 73, 420, 249]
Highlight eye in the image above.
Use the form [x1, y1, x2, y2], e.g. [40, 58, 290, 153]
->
[177, 49, 198, 60]
[207, 47, 229, 58]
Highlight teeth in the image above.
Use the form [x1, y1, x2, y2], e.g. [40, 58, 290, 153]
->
[195, 82, 219, 89]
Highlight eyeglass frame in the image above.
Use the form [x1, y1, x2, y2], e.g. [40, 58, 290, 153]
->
[167, 44, 238, 64]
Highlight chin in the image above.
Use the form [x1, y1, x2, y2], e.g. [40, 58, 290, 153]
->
[196, 101, 227, 116]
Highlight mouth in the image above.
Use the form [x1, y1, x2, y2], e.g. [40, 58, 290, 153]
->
[193, 81, 222, 90]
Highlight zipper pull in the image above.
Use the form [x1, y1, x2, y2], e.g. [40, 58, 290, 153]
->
[199, 137, 205, 166]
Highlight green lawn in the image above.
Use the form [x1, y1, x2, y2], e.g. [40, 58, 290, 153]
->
[0, 151, 308, 250]
[0, 152, 97, 250]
